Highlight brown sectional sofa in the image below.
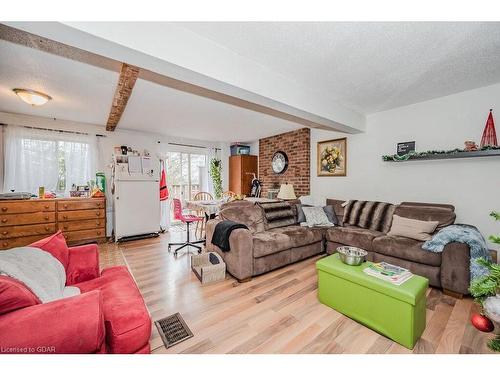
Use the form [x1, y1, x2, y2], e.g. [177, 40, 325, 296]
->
[205, 198, 471, 296]
[206, 200, 326, 281]
[325, 199, 470, 296]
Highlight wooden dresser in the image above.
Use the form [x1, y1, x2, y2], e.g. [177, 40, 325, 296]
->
[0, 197, 106, 250]
[229, 155, 258, 195]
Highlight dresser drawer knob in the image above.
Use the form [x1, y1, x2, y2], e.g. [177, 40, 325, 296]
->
[2, 242, 8, 247]
[2, 231, 7, 235]
[44, 216, 49, 220]
[63, 215, 68, 220]
[44, 205, 50, 209]
[96, 202, 101, 207]
[63, 225, 68, 230]
[97, 231, 101, 235]
[96, 212, 101, 216]
[1, 207, 7, 212]
[1, 219, 7, 223]
[45, 226, 50, 231]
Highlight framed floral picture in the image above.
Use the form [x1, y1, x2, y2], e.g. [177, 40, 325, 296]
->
[317, 137, 347, 176]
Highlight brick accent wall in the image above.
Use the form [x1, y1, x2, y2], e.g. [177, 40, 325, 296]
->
[259, 128, 310, 197]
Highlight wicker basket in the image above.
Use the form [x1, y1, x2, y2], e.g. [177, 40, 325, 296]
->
[191, 252, 226, 284]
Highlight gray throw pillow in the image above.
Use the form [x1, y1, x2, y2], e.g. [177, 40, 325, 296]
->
[296, 204, 312, 223]
[296, 204, 338, 225]
[323, 205, 339, 225]
[302, 206, 331, 226]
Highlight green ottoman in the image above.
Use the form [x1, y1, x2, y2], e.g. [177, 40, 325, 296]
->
[316, 254, 428, 349]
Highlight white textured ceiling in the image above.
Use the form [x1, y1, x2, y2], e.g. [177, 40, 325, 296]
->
[2, 22, 500, 141]
[0, 40, 118, 124]
[178, 22, 500, 114]
[0, 39, 302, 141]
[119, 79, 302, 142]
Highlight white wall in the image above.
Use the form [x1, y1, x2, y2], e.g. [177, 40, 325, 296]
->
[311, 83, 500, 250]
[0, 112, 229, 235]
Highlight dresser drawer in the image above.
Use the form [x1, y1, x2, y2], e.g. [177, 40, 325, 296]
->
[57, 199, 105, 211]
[58, 219, 104, 231]
[58, 209, 105, 222]
[0, 234, 48, 250]
[0, 200, 55, 214]
[62, 228, 105, 243]
[0, 212, 56, 226]
[0, 223, 56, 239]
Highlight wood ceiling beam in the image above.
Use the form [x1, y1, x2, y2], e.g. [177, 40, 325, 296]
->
[106, 63, 140, 131]
[0, 23, 351, 133]
[0, 23, 121, 72]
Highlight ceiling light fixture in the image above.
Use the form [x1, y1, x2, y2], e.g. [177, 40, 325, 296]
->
[12, 88, 52, 106]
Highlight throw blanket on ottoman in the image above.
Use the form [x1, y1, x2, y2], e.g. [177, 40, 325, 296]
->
[422, 224, 491, 280]
[212, 220, 249, 252]
[0, 247, 80, 302]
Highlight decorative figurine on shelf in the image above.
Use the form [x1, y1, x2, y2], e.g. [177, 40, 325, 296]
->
[464, 141, 478, 151]
[469, 211, 500, 352]
[480, 109, 498, 148]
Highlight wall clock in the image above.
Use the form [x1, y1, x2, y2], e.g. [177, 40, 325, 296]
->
[271, 151, 289, 174]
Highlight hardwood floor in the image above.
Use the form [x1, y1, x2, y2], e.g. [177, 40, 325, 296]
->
[99, 229, 495, 354]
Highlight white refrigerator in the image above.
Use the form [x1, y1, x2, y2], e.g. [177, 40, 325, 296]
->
[113, 156, 160, 241]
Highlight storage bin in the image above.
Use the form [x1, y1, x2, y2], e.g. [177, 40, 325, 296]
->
[230, 144, 251, 156]
[316, 254, 428, 349]
[191, 252, 226, 284]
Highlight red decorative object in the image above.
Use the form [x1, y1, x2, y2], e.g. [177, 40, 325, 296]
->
[159, 166, 169, 201]
[471, 313, 495, 333]
[480, 109, 498, 148]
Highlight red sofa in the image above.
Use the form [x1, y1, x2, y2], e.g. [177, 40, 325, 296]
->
[0, 232, 151, 354]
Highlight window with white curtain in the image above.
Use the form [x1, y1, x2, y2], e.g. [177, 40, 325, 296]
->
[3, 125, 97, 195]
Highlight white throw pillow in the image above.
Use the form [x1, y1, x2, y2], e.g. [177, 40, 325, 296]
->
[298, 195, 315, 206]
[302, 206, 332, 226]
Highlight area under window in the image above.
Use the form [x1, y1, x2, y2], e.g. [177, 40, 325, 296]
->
[3, 125, 97, 195]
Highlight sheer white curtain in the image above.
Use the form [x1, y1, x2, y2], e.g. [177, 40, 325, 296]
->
[3, 125, 97, 195]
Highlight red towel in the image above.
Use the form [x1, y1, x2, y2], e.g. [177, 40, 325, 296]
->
[160, 168, 169, 201]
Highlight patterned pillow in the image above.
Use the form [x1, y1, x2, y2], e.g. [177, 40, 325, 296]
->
[302, 206, 331, 226]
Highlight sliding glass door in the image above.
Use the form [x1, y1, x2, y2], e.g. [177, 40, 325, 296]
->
[165, 151, 207, 222]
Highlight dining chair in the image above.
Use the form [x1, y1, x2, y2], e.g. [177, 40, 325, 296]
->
[193, 191, 213, 237]
[168, 198, 205, 256]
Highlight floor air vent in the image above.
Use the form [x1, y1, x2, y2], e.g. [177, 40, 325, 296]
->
[155, 313, 194, 348]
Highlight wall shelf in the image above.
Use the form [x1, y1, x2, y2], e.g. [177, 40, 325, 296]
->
[382, 149, 500, 162]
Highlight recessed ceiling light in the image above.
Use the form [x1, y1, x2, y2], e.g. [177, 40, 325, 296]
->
[12, 88, 52, 106]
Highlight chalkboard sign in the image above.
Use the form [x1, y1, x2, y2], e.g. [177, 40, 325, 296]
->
[397, 141, 416, 156]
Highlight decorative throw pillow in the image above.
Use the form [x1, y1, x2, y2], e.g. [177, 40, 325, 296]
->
[302, 206, 332, 226]
[296, 204, 312, 223]
[323, 205, 339, 225]
[0, 275, 41, 315]
[297, 204, 338, 225]
[388, 215, 439, 241]
[29, 230, 70, 270]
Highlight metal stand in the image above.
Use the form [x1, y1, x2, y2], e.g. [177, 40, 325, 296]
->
[168, 221, 205, 256]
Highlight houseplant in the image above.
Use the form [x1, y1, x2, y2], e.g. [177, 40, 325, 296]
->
[209, 158, 222, 199]
[469, 211, 500, 352]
